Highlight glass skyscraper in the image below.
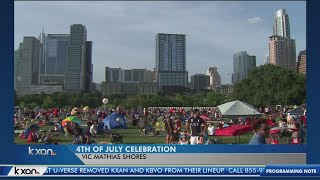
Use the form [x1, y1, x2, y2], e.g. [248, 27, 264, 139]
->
[232, 51, 256, 84]
[273, 9, 291, 38]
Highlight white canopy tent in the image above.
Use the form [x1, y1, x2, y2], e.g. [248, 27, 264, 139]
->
[217, 100, 262, 117]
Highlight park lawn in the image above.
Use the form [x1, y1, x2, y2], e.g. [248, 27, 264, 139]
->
[14, 123, 292, 145]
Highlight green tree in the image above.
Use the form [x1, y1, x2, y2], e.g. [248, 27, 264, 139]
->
[14, 90, 19, 106]
[43, 96, 53, 108]
[171, 94, 184, 106]
[231, 64, 306, 106]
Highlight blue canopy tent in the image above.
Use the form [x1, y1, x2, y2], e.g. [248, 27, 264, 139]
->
[103, 113, 128, 129]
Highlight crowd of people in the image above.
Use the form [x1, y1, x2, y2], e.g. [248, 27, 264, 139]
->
[14, 104, 307, 145]
[249, 105, 307, 145]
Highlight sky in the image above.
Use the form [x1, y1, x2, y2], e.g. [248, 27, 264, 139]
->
[14, 1, 306, 84]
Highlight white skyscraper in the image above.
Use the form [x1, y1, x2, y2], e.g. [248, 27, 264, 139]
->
[207, 67, 221, 89]
[274, 9, 291, 38]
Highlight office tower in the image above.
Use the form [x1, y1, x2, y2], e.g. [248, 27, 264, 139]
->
[65, 24, 87, 94]
[103, 67, 157, 96]
[15, 37, 40, 96]
[269, 35, 296, 71]
[274, 9, 291, 38]
[39, 29, 46, 74]
[207, 67, 221, 89]
[232, 51, 256, 84]
[15, 43, 23, 92]
[105, 67, 121, 82]
[155, 33, 188, 87]
[14, 49, 20, 90]
[191, 74, 210, 92]
[84, 41, 93, 92]
[41, 34, 70, 74]
[297, 50, 306, 76]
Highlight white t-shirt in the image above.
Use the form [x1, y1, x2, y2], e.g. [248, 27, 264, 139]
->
[208, 126, 216, 136]
[179, 141, 189, 145]
[90, 125, 97, 134]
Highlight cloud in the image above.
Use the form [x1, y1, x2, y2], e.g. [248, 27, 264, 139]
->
[247, 16, 263, 24]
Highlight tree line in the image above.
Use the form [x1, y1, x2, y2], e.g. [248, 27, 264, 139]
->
[15, 64, 306, 109]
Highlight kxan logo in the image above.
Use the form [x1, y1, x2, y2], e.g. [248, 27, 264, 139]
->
[28, 147, 56, 156]
[14, 167, 40, 175]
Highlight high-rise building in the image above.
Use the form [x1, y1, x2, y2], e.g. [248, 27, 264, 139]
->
[65, 24, 87, 94]
[191, 74, 210, 92]
[39, 29, 46, 75]
[297, 50, 306, 76]
[41, 34, 70, 74]
[269, 9, 296, 71]
[132, 69, 147, 82]
[207, 67, 221, 89]
[217, 84, 234, 95]
[38, 31, 69, 86]
[14, 49, 20, 90]
[105, 67, 122, 82]
[15, 37, 40, 96]
[232, 51, 256, 84]
[155, 33, 188, 87]
[269, 35, 296, 71]
[84, 41, 93, 92]
[274, 9, 291, 38]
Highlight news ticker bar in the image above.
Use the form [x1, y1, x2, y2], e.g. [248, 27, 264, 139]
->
[14, 145, 307, 165]
[0, 165, 319, 176]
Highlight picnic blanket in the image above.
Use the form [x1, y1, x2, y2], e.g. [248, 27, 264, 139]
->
[215, 125, 252, 136]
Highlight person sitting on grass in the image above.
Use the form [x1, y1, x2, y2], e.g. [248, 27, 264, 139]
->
[178, 133, 189, 145]
[27, 126, 39, 143]
[249, 119, 269, 145]
[38, 131, 47, 143]
[216, 122, 223, 130]
[207, 124, 216, 136]
[53, 123, 62, 135]
[90, 121, 98, 137]
[197, 135, 205, 145]
[43, 130, 55, 144]
[104, 125, 111, 135]
[73, 127, 86, 144]
[278, 119, 287, 128]
[222, 122, 229, 128]
[289, 122, 303, 144]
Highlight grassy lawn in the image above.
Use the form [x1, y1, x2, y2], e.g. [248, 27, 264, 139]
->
[14, 120, 298, 145]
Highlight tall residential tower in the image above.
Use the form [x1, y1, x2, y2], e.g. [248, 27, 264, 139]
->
[269, 9, 296, 71]
[155, 33, 188, 87]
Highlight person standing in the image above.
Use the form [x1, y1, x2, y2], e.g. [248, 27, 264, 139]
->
[185, 109, 207, 145]
[164, 113, 174, 144]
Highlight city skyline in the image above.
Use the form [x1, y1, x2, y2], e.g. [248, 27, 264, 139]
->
[14, 1, 306, 84]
